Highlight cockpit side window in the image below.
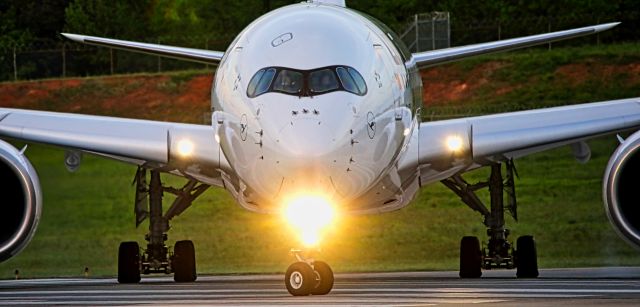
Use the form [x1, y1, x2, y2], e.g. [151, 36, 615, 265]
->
[309, 69, 339, 94]
[348, 68, 367, 95]
[273, 70, 303, 94]
[247, 68, 275, 98]
[247, 69, 265, 97]
[255, 68, 276, 97]
[336, 67, 358, 94]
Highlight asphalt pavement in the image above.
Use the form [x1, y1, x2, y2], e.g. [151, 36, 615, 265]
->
[2, 267, 640, 306]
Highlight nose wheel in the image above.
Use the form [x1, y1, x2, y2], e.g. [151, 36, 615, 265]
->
[285, 249, 334, 296]
[311, 261, 334, 295]
[285, 262, 314, 296]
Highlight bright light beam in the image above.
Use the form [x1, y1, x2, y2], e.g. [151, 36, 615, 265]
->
[283, 196, 336, 247]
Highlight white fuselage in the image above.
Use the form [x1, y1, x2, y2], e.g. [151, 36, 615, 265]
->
[211, 3, 422, 213]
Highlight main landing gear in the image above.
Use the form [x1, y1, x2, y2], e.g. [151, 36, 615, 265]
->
[442, 161, 538, 278]
[284, 249, 335, 296]
[118, 169, 209, 283]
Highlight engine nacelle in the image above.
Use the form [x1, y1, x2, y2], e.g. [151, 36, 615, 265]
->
[0, 140, 42, 262]
[603, 130, 640, 249]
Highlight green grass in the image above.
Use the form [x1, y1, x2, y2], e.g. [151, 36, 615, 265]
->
[1, 44, 640, 279]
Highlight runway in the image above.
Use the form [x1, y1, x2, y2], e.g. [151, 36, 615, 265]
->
[2, 267, 640, 306]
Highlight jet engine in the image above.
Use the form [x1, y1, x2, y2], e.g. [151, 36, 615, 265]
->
[0, 140, 42, 262]
[603, 130, 640, 249]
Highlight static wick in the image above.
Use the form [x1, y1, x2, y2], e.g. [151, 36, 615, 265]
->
[14, 269, 19, 280]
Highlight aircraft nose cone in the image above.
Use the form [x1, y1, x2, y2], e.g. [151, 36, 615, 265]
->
[273, 115, 356, 199]
[281, 118, 339, 157]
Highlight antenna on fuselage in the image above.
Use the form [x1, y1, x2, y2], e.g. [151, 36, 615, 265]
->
[309, 0, 346, 7]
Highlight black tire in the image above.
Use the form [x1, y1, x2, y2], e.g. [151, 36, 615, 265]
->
[173, 240, 197, 282]
[285, 262, 315, 296]
[516, 235, 539, 278]
[459, 236, 482, 278]
[311, 261, 334, 295]
[118, 241, 141, 284]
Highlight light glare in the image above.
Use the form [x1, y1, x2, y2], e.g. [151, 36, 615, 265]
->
[446, 135, 463, 152]
[300, 230, 320, 247]
[283, 196, 336, 247]
[177, 139, 194, 157]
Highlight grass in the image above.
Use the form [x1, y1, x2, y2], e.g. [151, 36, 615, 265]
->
[1, 44, 640, 279]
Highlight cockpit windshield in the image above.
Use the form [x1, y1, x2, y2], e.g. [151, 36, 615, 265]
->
[247, 66, 367, 98]
[309, 69, 339, 94]
[273, 70, 303, 94]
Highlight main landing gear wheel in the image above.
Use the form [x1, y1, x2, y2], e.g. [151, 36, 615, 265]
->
[446, 163, 540, 278]
[311, 261, 334, 295]
[172, 240, 197, 282]
[516, 235, 539, 278]
[120, 169, 209, 283]
[459, 236, 482, 278]
[285, 262, 315, 296]
[118, 241, 141, 283]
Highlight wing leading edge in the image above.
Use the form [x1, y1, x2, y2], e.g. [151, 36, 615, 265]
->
[399, 98, 640, 185]
[61, 33, 224, 65]
[0, 108, 229, 186]
[411, 22, 619, 68]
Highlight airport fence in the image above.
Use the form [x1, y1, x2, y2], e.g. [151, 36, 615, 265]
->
[0, 35, 233, 82]
[1, 13, 639, 82]
[448, 13, 639, 48]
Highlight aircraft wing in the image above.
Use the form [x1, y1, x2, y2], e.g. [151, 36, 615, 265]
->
[61, 33, 224, 65]
[0, 108, 227, 185]
[400, 98, 640, 184]
[411, 22, 619, 68]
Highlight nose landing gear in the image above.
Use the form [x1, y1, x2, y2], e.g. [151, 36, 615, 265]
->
[284, 249, 334, 296]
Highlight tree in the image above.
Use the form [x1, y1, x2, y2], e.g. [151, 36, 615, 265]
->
[64, 0, 151, 39]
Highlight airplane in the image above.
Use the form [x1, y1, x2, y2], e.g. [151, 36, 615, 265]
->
[0, 0, 639, 296]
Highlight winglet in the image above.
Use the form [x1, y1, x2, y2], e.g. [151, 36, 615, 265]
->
[593, 22, 621, 33]
[60, 33, 84, 43]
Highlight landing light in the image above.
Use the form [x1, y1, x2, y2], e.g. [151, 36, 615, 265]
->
[446, 135, 463, 152]
[177, 139, 194, 157]
[283, 196, 336, 247]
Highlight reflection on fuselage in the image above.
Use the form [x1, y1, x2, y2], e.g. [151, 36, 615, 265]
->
[211, 3, 422, 214]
